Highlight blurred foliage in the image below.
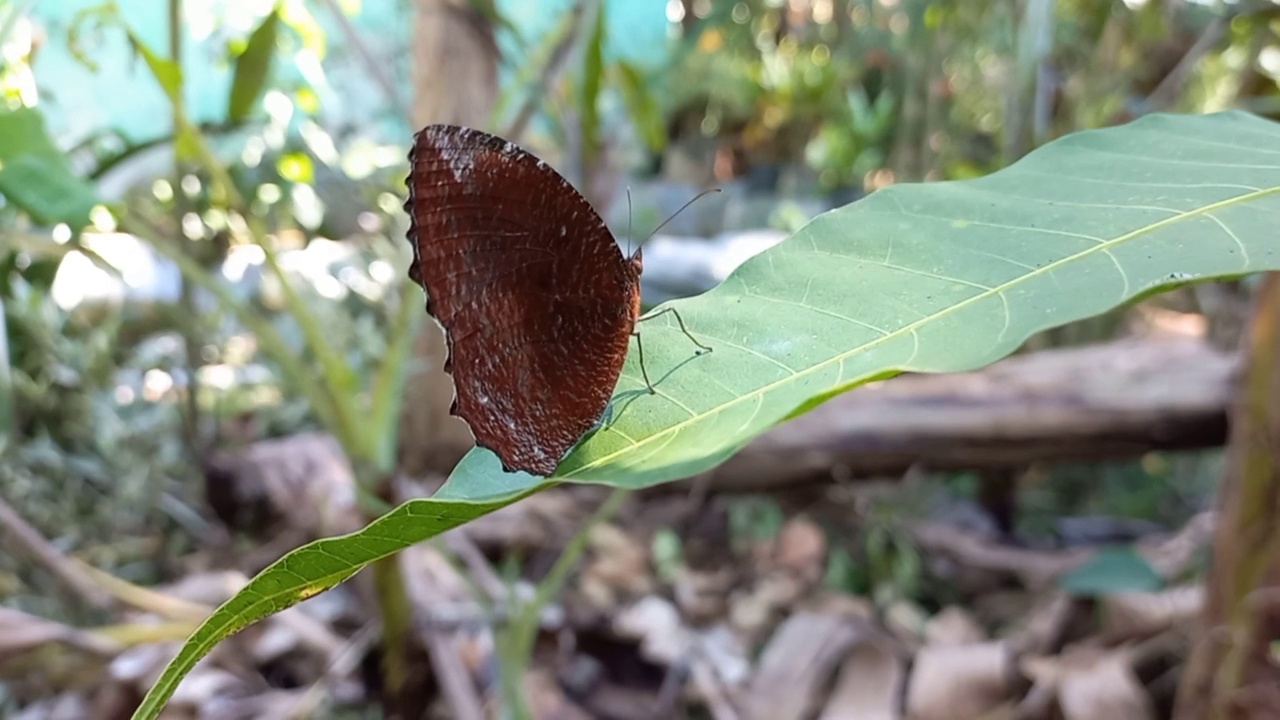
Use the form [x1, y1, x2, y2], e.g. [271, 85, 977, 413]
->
[1058, 545, 1164, 595]
[666, 0, 898, 182]
[1015, 451, 1222, 540]
[0, 276, 193, 590]
[661, 0, 1280, 191]
[0, 0, 1270, 576]
[0, 0, 416, 592]
[0, 1, 1276, 711]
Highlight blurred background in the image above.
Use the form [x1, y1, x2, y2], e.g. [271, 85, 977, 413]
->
[1, 0, 1278, 718]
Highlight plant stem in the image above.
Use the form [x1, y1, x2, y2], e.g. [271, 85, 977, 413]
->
[1175, 272, 1280, 719]
[168, 0, 205, 458]
[0, 295, 12, 442]
[498, 487, 629, 718]
[370, 551, 415, 714]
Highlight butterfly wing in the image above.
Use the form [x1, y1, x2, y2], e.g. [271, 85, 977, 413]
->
[405, 125, 640, 476]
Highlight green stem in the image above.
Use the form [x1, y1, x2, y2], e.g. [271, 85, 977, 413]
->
[0, 295, 12, 443]
[499, 488, 629, 718]
[167, 0, 206, 458]
[119, 216, 346, 441]
[370, 552, 414, 711]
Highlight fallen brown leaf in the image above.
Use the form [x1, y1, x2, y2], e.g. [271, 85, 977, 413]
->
[905, 641, 1011, 720]
[746, 611, 875, 720]
[1100, 585, 1202, 637]
[817, 636, 904, 720]
[925, 605, 986, 647]
[774, 517, 827, 584]
[1021, 646, 1155, 720]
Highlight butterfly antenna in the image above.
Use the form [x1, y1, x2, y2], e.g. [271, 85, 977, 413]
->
[626, 186, 634, 258]
[629, 187, 722, 258]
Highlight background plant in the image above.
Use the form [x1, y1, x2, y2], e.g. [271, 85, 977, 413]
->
[1, 1, 1279, 718]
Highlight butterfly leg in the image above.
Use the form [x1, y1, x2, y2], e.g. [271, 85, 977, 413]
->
[637, 306, 713, 355]
[631, 330, 656, 394]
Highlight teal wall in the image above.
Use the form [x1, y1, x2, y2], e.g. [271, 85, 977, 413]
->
[31, 0, 668, 147]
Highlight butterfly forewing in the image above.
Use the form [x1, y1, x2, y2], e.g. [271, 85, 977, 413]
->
[405, 125, 641, 476]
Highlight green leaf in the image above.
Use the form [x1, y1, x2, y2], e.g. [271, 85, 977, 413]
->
[228, 6, 280, 123]
[578, 1, 606, 170]
[0, 107, 98, 229]
[123, 26, 203, 165]
[434, 447, 547, 500]
[442, 110, 1280, 499]
[614, 60, 666, 152]
[128, 492, 534, 720]
[1058, 546, 1164, 596]
[126, 30, 181, 103]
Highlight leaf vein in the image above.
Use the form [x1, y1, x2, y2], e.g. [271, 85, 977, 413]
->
[696, 330, 800, 376]
[875, 261, 993, 291]
[564, 184, 1280, 478]
[1069, 142, 1280, 170]
[1016, 168, 1261, 192]
[749, 293, 890, 335]
[1204, 213, 1251, 265]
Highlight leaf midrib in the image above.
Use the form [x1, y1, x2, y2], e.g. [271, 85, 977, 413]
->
[136, 566, 359, 717]
[563, 183, 1280, 479]
[135, 495, 532, 718]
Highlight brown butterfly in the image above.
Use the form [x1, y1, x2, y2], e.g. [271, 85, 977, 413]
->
[404, 125, 710, 476]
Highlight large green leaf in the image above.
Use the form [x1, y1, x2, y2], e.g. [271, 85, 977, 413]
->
[131, 111, 1280, 719]
[443, 109, 1280, 499]
[0, 107, 98, 228]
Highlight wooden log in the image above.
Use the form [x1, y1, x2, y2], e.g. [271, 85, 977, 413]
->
[676, 337, 1237, 494]
[211, 340, 1236, 508]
